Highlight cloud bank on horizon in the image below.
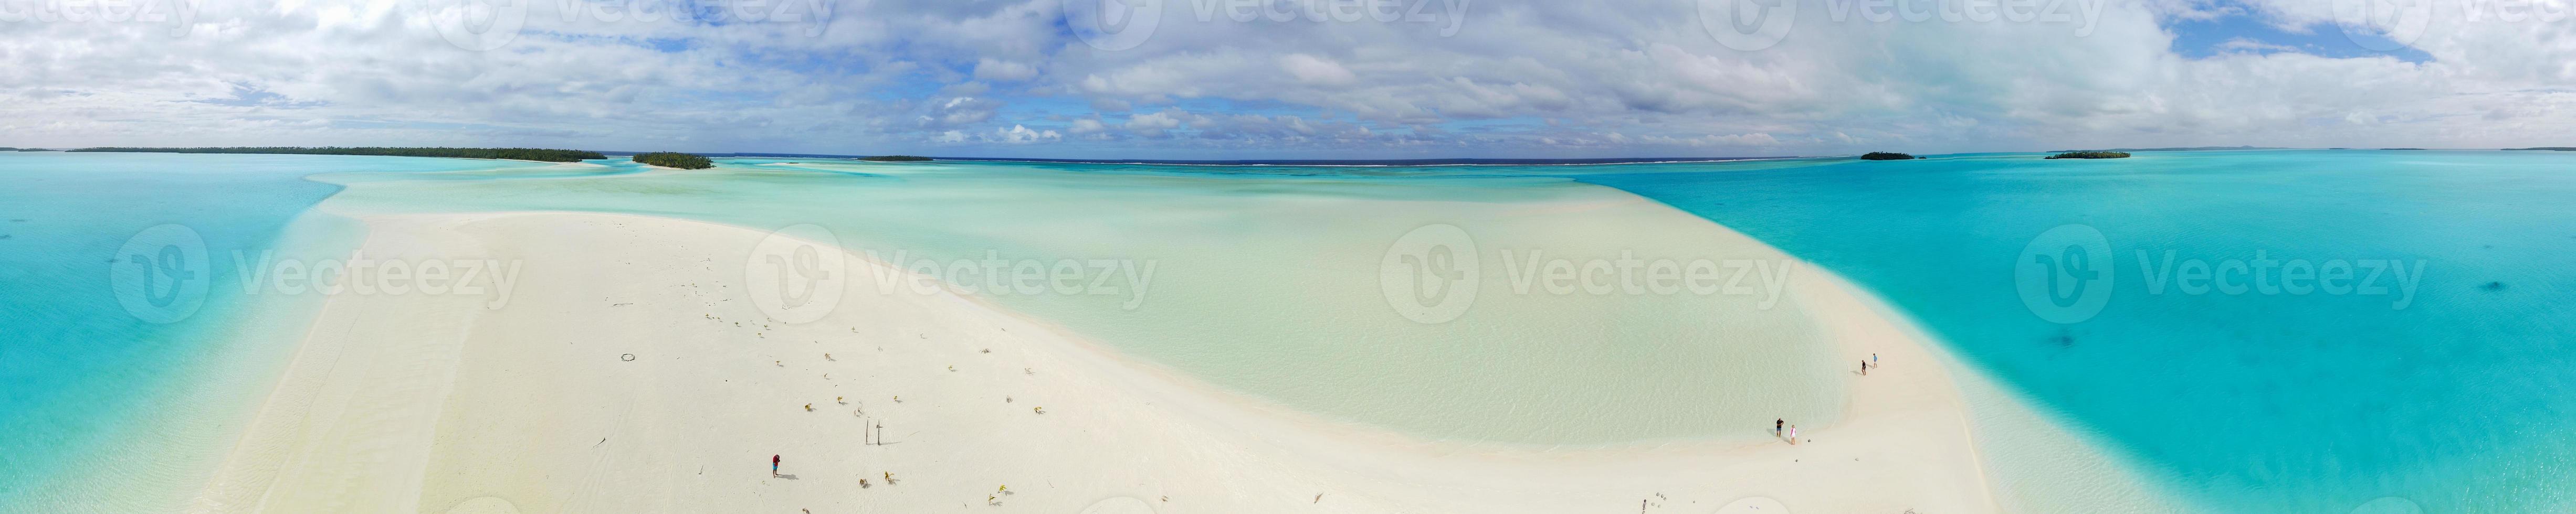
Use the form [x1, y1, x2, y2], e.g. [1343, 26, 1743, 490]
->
[0, 0, 2569, 158]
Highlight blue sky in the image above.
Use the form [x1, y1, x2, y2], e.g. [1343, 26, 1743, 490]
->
[2163, 2, 2435, 62]
[2, 0, 2569, 158]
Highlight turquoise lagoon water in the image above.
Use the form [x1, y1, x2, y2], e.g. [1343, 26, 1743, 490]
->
[5, 150, 2570, 513]
[0, 153, 533, 511]
[1579, 149, 2576, 513]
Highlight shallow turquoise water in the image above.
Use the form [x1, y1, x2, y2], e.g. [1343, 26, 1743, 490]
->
[0, 153, 526, 511]
[1580, 149, 2576, 513]
[6, 151, 2570, 512]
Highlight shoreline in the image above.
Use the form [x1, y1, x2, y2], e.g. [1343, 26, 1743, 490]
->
[177, 205, 2122, 513]
[0, 209, 373, 514]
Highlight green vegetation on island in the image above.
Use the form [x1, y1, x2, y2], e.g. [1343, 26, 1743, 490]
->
[859, 155, 933, 162]
[1859, 152, 1916, 160]
[2046, 151, 2132, 159]
[65, 146, 605, 162]
[632, 152, 715, 169]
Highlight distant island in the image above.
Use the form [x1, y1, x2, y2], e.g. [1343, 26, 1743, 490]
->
[2046, 151, 2132, 159]
[632, 152, 714, 169]
[1859, 152, 1916, 160]
[860, 155, 933, 162]
[66, 147, 605, 162]
[2503, 147, 2576, 151]
[2380, 148, 2427, 150]
[2046, 145, 2282, 153]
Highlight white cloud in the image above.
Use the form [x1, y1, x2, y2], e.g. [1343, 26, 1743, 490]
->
[1122, 111, 1185, 137]
[974, 58, 1039, 81]
[2, 0, 2571, 157]
[1279, 53, 1358, 85]
[997, 124, 1062, 143]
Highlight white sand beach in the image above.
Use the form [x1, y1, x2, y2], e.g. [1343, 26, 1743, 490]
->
[183, 201, 2132, 513]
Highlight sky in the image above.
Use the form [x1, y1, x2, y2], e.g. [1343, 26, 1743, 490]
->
[0, 0, 2570, 159]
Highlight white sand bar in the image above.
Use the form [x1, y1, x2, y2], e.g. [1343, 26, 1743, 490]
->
[187, 208, 2044, 513]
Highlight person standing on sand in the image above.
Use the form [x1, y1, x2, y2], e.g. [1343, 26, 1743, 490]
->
[1788, 425, 1799, 444]
[1860, 360, 1868, 376]
[1775, 419, 1784, 436]
[772, 455, 781, 477]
